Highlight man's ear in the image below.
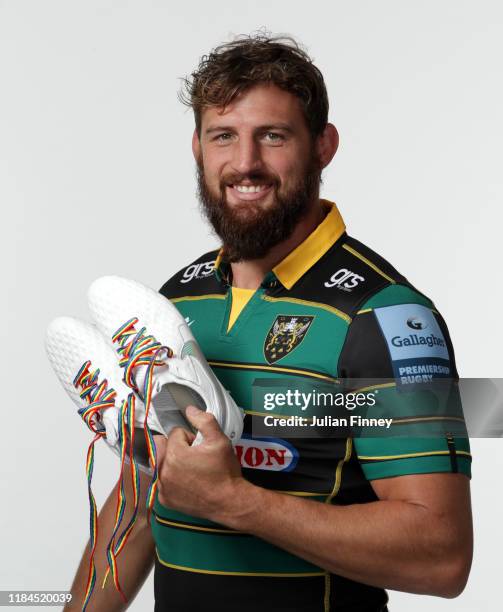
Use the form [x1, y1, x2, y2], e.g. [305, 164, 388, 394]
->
[192, 128, 201, 162]
[316, 123, 339, 169]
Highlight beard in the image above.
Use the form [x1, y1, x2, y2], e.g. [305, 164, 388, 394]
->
[196, 155, 322, 263]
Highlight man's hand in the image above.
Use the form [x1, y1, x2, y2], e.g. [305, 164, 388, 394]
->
[154, 406, 243, 520]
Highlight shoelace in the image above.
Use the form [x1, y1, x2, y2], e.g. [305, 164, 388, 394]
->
[101, 392, 140, 600]
[112, 317, 173, 512]
[73, 361, 140, 610]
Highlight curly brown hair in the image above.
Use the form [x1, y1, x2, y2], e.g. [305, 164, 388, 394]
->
[180, 32, 329, 138]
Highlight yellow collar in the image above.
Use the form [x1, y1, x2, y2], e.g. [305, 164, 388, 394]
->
[214, 199, 346, 290]
[272, 200, 345, 289]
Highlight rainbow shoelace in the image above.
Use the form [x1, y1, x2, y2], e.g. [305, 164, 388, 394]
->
[73, 362, 140, 610]
[112, 317, 173, 512]
[72, 319, 173, 610]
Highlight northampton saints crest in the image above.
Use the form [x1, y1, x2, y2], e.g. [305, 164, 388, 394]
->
[264, 315, 314, 364]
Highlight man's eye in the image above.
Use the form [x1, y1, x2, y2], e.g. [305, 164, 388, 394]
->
[214, 133, 233, 142]
[264, 132, 284, 143]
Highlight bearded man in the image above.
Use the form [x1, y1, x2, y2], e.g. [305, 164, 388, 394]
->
[66, 34, 472, 612]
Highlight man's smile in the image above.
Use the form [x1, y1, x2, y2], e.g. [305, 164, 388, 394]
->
[226, 183, 274, 201]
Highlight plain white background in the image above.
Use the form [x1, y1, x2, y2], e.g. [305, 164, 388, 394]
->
[1, 1, 502, 610]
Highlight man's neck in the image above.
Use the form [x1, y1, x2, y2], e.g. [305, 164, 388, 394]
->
[230, 200, 326, 290]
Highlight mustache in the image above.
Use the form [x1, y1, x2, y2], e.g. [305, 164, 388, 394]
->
[220, 171, 281, 188]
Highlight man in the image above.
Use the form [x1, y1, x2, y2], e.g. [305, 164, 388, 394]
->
[66, 34, 472, 611]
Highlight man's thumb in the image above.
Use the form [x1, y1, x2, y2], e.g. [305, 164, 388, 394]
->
[184, 405, 222, 441]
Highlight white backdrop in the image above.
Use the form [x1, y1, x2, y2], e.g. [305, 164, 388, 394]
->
[1, 1, 502, 610]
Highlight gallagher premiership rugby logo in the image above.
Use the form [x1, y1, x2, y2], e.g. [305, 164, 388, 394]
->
[264, 315, 314, 364]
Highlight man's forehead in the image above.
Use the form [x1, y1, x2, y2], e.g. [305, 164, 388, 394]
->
[200, 83, 306, 130]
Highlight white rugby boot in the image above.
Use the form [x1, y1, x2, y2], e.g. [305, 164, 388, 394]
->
[87, 275, 244, 446]
[45, 315, 159, 473]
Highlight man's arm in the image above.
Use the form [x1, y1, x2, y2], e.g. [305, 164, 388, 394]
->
[65, 469, 155, 612]
[219, 472, 472, 598]
[156, 409, 473, 599]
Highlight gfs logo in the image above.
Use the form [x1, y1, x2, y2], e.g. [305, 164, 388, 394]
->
[234, 437, 299, 472]
[324, 268, 365, 292]
[180, 260, 215, 284]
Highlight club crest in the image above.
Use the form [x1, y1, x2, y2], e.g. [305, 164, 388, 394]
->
[264, 315, 314, 364]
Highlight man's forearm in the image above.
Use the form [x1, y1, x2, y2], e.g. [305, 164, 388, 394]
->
[212, 476, 471, 598]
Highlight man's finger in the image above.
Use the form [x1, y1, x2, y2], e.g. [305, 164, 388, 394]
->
[153, 434, 168, 464]
[184, 406, 223, 441]
[168, 425, 195, 447]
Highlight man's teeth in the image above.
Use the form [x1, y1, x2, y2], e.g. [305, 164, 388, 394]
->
[234, 184, 269, 193]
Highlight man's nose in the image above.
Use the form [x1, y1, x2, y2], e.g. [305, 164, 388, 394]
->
[231, 137, 263, 175]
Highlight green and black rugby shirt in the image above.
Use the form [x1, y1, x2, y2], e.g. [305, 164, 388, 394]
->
[153, 200, 471, 612]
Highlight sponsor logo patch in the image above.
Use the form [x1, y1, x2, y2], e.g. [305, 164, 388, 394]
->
[180, 260, 215, 284]
[407, 316, 428, 330]
[374, 304, 451, 386]
[234, 436, 299, 472]
[324, 268, 365, 292]
[264, 315, 314, 364]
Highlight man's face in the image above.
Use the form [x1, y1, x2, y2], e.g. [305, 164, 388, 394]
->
[193, 83, 322, 262]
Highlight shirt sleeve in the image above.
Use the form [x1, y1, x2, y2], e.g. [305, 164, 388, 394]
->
[338, 284, 472, 480]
